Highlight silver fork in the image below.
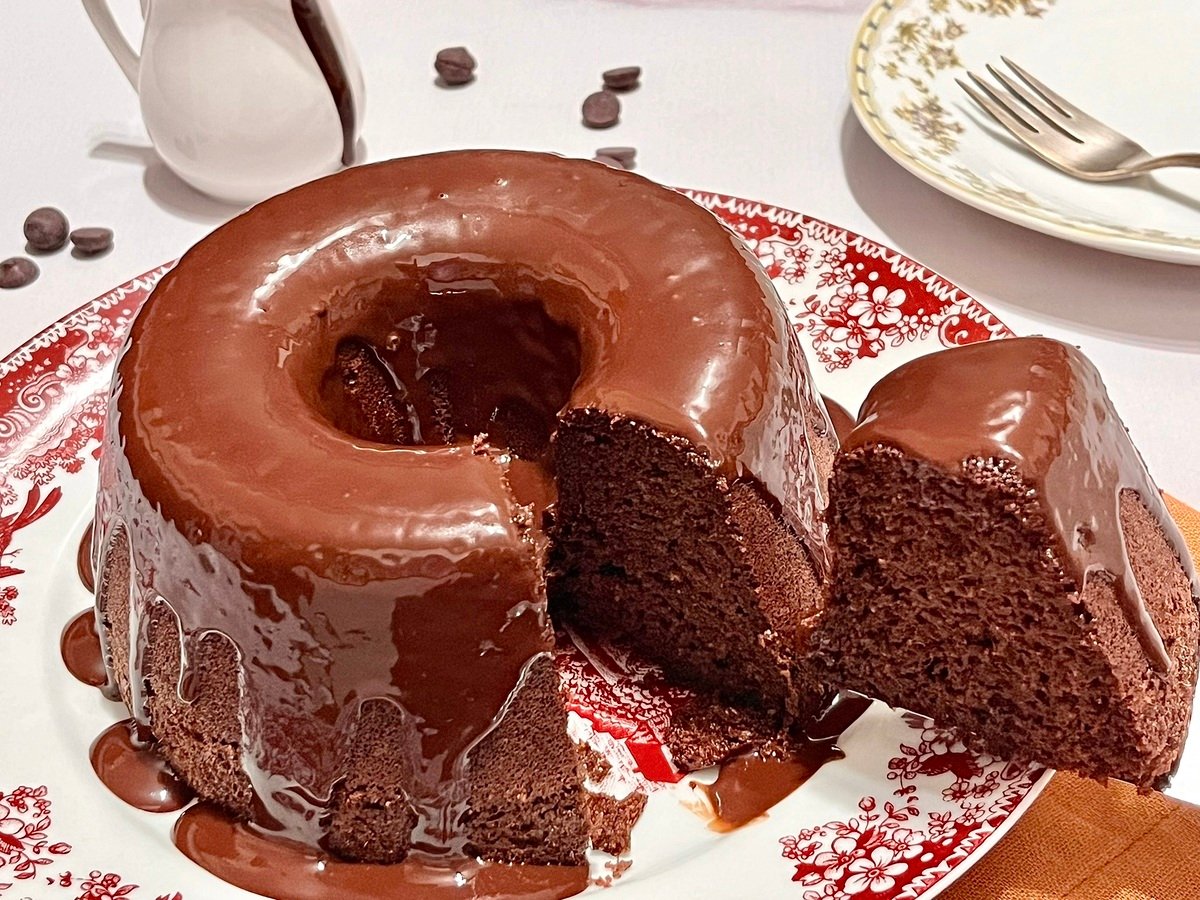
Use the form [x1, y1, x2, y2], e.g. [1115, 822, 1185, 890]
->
[956, 58, 1200, 182]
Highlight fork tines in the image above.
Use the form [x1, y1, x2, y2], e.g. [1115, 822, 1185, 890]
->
[956, 57, 1087, 143]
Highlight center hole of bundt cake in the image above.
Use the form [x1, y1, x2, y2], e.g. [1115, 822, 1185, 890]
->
[319, 289, 582, 460]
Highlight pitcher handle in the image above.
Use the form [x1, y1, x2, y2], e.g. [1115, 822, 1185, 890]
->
[81, 0, 141, 91]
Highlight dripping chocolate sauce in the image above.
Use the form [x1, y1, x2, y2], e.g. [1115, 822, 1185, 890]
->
[291, 0, 357, 166]
[65, 583, 860, 895]
[62, 528, 108, 687]
[691, 692, 873, 832]
[90, 718, 195, 813]
[69, 520, 861, 890]
[174, 804, 589, 900]
[61, 608, 107, 687]
[77, 520, 95, 593]
[65, 588, 590, 899]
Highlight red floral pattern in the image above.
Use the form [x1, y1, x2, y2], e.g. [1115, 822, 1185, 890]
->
[780, 714, 1044, 898]
[0, 785, 175, 898]
[0, 266, 170, 631]
[71, 872, 138, 900]
[0, 197, 1021, 896]
[682, 192, 1011, 371]
[0, 786, 70, 890]
[0, 486, 62, 626]
[0, 266, 169, 503]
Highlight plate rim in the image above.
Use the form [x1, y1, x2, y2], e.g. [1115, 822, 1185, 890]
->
[848, 0, 1200, 266]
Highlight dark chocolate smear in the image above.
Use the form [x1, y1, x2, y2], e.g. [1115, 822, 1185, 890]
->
[61, 608, 107, 687]
[90, 718, 196, 813]
[291, 0, 357, 166]
[173, 802, 589, 900]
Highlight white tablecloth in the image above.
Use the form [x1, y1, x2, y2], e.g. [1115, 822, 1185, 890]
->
[4, 0, 1199, 801]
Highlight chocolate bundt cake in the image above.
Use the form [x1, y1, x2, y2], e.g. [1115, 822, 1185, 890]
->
[93, 150, 836, 864]
[812, 337, 1200, 790]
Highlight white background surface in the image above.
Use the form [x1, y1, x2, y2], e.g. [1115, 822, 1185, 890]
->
[3, 0, 1199, 798]
[854, 0, 1200, 265]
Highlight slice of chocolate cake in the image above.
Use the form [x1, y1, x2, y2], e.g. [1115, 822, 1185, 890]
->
[812, 336, 1200, 790]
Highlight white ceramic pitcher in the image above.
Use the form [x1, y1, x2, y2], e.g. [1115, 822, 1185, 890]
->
[82, 0, 365, 205]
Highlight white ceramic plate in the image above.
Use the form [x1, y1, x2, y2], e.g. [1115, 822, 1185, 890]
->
[0, 194, 1048, 900]
[851, 0, 1200, 265]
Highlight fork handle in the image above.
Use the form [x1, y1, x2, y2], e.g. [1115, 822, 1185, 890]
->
[1133, 153, 1200, 174]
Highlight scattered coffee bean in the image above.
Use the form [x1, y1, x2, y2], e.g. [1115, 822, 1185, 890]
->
[23, 207, 69, 252]
[435, 46, 477, 86]
[602, 66, 641, 91]
[582, 91, 620, 129]
[593, 154, 624, 168]
[596, 146, 636, 168]
[0, 257, 39, 289]
[69, 227, 114, 255]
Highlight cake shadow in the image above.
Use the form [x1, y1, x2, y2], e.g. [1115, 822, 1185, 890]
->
[89, 140, 245, 225]
[839, 107, 1200, 353]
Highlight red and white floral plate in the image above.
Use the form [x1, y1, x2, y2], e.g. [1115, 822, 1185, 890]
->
[0, 192, 1047, 900]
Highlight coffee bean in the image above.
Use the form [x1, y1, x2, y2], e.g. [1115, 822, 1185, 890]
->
[23, 207, 69, 252]
[593, 154, 624, 168]
[582, 91, 620, 129]
[435, 46, 476, 86]
[70, 227, 114, 255]
[596, 146, 636, 168]
[602, 66, 641, 91]
[0, 257, 39, 289]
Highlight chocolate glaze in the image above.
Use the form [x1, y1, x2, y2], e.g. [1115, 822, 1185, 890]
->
[845, 337, 1199, 673]
[291, 0, 358, 166]
[321, 292, 583, 461]
[77, 521, 95, 592]
[61, 608, 108, 687]
[173, 802, 589, 900]
[95, 151, 831, 857]
[90, 719, 196, 814]
[821, 395, 856, 444]
[692, 692, 871, 831]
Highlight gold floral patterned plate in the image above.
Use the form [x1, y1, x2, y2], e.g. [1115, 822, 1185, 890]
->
[850, 0, 1200, 265]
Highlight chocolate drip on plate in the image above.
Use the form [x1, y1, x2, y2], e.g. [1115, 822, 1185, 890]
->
[61, 608, 107, 687]
[90, 718, 196, 813]
[173, 803, 589, 900]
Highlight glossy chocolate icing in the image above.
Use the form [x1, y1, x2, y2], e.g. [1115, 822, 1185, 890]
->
[321, 292, 583, 461]
[845, 337, 1199, 673]
[94, 151, 830, 859]
[291, 0, 357, 166]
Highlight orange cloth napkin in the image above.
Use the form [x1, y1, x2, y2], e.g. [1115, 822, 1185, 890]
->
[944, 495, 1200, 899]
